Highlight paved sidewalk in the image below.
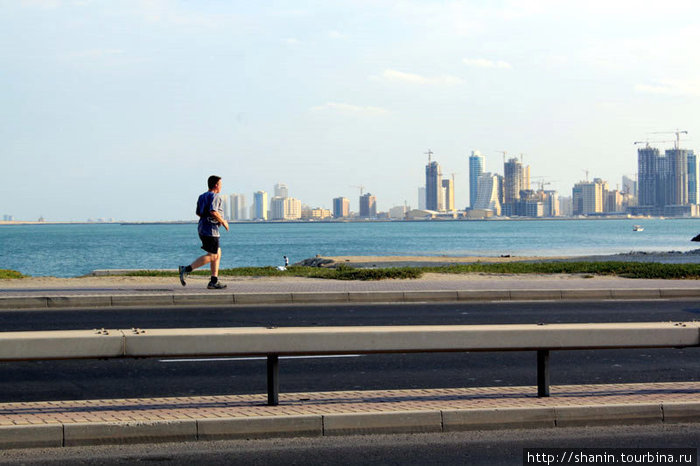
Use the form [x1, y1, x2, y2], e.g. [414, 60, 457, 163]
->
[1, 274, 699, 308]
[1, 382, 698, 448]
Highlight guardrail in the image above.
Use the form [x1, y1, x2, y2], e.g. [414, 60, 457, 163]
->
[1, 323, 698, 405]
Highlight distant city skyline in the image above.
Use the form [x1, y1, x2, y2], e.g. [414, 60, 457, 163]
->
[2, 2, 699, 221]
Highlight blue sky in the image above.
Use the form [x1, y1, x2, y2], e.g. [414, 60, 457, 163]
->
[2, 0, 699, 221]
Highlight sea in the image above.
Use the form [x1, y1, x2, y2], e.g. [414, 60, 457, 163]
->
[1, 219, 700, 277]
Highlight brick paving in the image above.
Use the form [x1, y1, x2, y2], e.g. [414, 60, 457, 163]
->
[1, 382, 698, 426]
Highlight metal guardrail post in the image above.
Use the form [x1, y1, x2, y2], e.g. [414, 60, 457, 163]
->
[537, 349, 550, 397]
[267, 354, 279, 406]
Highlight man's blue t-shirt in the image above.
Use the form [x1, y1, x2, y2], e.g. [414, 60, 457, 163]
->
[196, 191, 224, 237]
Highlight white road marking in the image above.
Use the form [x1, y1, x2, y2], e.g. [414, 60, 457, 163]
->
[159, 355, 364, 363]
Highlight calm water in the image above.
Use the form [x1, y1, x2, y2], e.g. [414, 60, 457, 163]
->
[1, 219, 699, 277]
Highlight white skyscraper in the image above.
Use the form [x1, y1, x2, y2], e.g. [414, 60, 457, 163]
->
[468, 150, 485, 208]
[274, 183, 289, 198]
[230, 194, 247, 220]
[473, 172, 501, 215]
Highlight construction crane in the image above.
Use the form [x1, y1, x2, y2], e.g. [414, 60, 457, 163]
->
[530, 176, 557, 192]
[650, 129, 688, 149]
[424, 149, 434, 163]
[350, 185, 365, 196]
[633, 139, 674, 148]
[582, 169, 589, 182]
[496, 151, 507, 164]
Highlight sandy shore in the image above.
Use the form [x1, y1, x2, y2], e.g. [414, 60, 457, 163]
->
[325, 255, 571, 266]
[323, 251, 700, 267]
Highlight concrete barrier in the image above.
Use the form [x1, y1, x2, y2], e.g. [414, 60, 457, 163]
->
[198, 415, 323, 440]
[111, 295, 174, 307]
[2, 288, 700, 310]
[1, 322, 699, 405]
[64, 420, 197, 446]
[555, 403, 663, 427]
[443, 407, 556, 430]
[0, 329, 124, 360]
[292, 292, 349, 303]
[323, 410, 442, 435]
[233, 293, 293, 304]
[662, 401, 700, 423]
[173, 294, 234, 305]
[0, 424, 63, 449]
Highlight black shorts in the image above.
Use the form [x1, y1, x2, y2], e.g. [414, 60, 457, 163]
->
[199, 235, 220, 255]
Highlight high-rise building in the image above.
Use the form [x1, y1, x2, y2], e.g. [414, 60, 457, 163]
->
[270, 196, 301, 220]
[418, 187, 426, 210]
[637, 146, 660, 207]
[622, 175, 637, 199]
[572, 179, 605, 215]
[253, 191, 268, 220]
[425, 160, 442, 211]
[473, 173, 501, 216]
[605, 190, 624, 213]
[270, 197, 285, 220]
[664, 149, 689, 206]
[332, 197, 350, 218]
[442, 178, 454, 211]
[359, 193, 377, 218]
[220, 195, 231, 220]
[285, 197, 302, 220]
[542, 190, 560, 217]
[468, 150, 484, 208]
[688, 151, 698, 204]
[274, 183, 289, 198]
[503, 158, 524, 205]
[230, 194, 247, 220]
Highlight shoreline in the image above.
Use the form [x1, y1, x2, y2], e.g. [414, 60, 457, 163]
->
[0, 216, 676, 226]
[321, 250, 700, 268]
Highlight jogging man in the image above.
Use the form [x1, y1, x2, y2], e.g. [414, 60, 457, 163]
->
[179, 175, 229, 289]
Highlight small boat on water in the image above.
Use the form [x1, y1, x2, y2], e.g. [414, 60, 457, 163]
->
[633, 225, 644, 232]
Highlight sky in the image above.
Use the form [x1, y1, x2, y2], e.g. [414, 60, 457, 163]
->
[1, 0, 699, 221]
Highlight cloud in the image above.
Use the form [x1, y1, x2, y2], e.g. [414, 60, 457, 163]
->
[328, 30, 347, 39]
[376, 69, 463, 86]
[311, 102, 389, 116]
[462, 58, 512, 69]
[635, 80, 700, 97]
[283, 37, 302, 45]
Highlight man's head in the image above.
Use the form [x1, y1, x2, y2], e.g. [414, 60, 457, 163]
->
[207, 175, 222, 191]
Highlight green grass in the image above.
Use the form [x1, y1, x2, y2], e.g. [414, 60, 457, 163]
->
[0, 269, 25, 279]
[126, 265, 422, 281]
[123, 261, 700, 281]
[422, 261, 700, 280]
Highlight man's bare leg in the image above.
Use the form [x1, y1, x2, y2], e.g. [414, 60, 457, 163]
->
[191, 252, 217, 271]
[210, 248, 221, 277]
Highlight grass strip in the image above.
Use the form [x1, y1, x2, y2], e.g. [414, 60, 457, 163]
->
[423, 261, 700, 280]
[126, 265, 422, 281]
[124, 262, 700, 280]
[0, 269, 25, 279]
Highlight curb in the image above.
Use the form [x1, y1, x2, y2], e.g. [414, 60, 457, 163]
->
[1, 288, 700, 309]
[0, 401, 697, 449]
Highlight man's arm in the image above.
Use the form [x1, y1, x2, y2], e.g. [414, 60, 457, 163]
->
[210, 210, 229, 231]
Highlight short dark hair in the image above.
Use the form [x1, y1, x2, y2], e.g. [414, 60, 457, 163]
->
[207, 175, 221, 190]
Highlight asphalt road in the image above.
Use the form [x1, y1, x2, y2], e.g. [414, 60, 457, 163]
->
[0, 299, 699, 402]
[1, 424, 698, 465]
